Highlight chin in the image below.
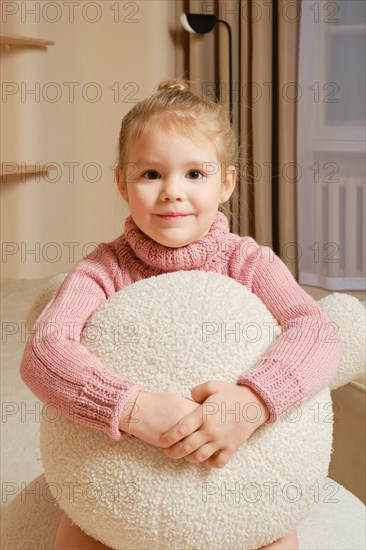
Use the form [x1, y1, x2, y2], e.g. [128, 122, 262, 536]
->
[158, 231, 210, 248]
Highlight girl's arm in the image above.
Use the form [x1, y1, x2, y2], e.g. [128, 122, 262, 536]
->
[158, 242, 342, 467]
[20, 244, 144, 440]
[235, 244, 343, 423]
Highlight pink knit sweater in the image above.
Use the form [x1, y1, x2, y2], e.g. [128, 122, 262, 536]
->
[20, 212, 342, 440]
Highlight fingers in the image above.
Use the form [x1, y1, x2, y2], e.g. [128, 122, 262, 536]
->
[190, 380, 223, 403]
[158, 406, 202, 447]
[167, 441, 233, 469]
[184, 442, 218, 464]
[208, 449, 233, 469]
[164, 430, 207, 459]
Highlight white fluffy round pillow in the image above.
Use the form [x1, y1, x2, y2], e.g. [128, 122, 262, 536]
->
[39, 271, 364, 550]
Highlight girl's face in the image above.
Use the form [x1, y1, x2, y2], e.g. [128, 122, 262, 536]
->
[116, 129, 236, 248]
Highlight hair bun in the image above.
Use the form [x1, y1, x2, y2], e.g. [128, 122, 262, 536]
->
[157, 79, 190, 93]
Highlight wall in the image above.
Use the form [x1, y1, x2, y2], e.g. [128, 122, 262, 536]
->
[1, 0, 177, 278]
[330, 383, 365, 504]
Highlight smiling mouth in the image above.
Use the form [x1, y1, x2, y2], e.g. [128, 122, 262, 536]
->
[156, 213, 191, 219]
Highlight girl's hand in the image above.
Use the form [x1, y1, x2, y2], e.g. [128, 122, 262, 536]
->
[119, 391, 200, 448]
[158, 380, 269, 469]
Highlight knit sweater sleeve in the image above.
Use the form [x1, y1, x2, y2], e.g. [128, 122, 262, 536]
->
[20, 245, 144, 440]
[235, 243, 342, 422]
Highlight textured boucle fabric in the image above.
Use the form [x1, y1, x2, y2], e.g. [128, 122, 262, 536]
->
[2, 475, 365, 550]
[320, 292, 366, 389]
[20, 212, 342, 440]
[39, 270, 365, 550]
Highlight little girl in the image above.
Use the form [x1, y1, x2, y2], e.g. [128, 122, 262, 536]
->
[20, 79, 341, 550]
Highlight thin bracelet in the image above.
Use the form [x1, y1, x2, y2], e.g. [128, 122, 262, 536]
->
[128, 390, 143, 436]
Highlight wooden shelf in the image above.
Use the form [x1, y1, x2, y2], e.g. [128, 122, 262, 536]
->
[0, 33, 54, 47]
[1, 163, 56, 178]
[1, 37, 55, 184]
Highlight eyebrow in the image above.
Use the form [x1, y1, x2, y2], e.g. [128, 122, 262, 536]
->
[135, 160, 211, 167]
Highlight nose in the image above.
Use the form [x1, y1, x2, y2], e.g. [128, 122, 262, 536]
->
[159, 176, 185, 202]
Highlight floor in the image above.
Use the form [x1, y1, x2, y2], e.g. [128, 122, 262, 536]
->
[1, 277, 50, 510]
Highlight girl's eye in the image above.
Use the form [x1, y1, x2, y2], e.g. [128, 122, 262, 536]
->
[143, 170, 160, 180]
[187, 170, 203, 180]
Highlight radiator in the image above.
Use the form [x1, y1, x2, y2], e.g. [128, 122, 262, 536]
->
[312, 175, 365, 289]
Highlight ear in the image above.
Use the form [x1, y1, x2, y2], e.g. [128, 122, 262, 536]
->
[115, 166, 128, 202]
[220, 165, 237, 203]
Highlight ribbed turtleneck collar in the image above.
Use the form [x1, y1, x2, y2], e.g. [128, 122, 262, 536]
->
[123, 212, 230, 272]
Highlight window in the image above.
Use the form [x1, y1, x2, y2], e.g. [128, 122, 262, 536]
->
[297, 0, 365, 290]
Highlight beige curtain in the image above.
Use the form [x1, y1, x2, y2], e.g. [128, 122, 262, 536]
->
[174, 0, 300, 277]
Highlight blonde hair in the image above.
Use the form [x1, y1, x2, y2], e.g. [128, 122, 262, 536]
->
[117, 78, 238, 177]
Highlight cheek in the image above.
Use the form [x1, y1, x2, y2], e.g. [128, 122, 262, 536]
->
[197, 188, 221, 206]
[128, 187, 154, 210]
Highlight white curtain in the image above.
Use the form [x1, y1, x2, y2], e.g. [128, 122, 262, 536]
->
[297, 0, 365, 290]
